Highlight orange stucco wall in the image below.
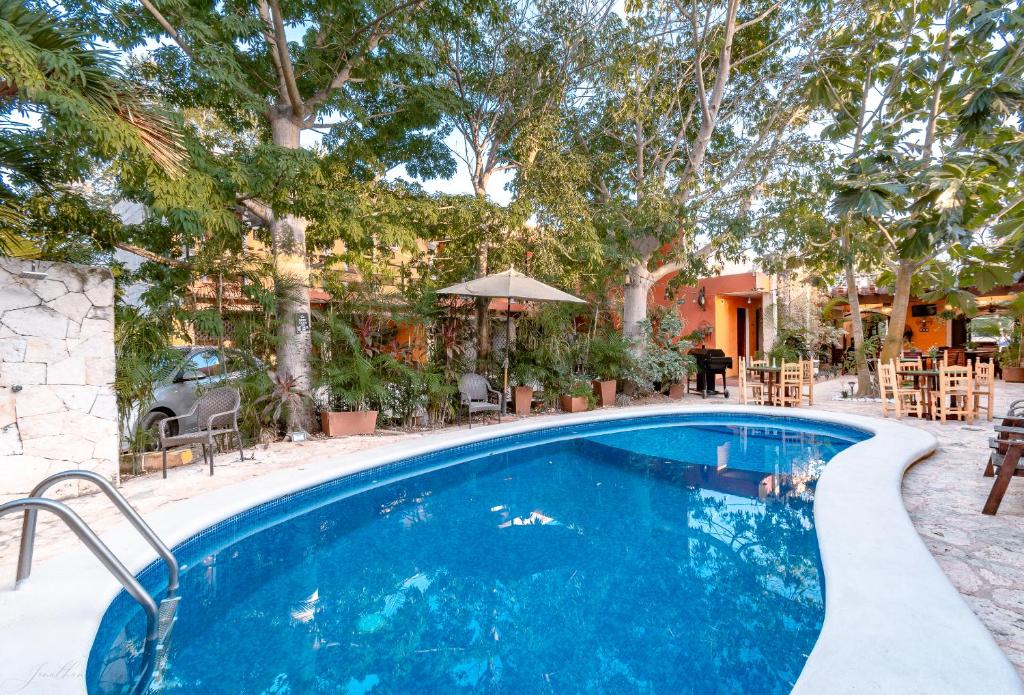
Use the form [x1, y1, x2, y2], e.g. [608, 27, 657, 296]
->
[846, 300, 950, 353]
[650, 271, 768, 375]
[903, 301, 948, 351]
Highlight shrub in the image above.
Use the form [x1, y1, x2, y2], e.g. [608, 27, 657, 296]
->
[623, 313, 695, 395]
[587, 332, 632, 381]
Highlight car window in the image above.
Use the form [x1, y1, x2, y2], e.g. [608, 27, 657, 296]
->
[184, 350, 225, 379]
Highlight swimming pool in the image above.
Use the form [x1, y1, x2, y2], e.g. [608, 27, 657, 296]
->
[87, 414, 867, 694]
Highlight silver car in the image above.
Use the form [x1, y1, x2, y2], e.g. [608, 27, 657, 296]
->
[124, 346, 262, 450]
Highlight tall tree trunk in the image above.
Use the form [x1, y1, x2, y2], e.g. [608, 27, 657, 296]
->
[623, 261, 652, 346]
[474, 241, 491, 363]
[842, 233, 872, 396]
[269, 111, 313, 431]
[880, 259, 915, 365]
[472, 178, 491, 365]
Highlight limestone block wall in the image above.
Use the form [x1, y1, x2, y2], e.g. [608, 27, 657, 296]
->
[0, 258, 118, 496]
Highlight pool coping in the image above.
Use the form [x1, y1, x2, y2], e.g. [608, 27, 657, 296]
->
[0, 404, 1020, 694]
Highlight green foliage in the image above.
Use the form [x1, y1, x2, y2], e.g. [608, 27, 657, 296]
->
[586, 332, 631, 382]
[313, 309, 390, 413]
[112, 305, 178, 465]
[998, 294, 1024, 368]
[254, 371, 313, 433]
[511, 304, 586, 398]
[767, 328, 809, 364]
[565, 378, 597, 410]
[623, 310, 695, 395]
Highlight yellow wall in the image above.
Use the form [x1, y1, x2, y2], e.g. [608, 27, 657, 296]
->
[711, 295, 759, 376]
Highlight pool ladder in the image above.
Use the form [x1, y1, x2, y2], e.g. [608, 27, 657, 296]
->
[0, 470, 181, 664]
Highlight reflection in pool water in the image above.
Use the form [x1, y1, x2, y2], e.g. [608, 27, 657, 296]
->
[88, 416, 865, 694]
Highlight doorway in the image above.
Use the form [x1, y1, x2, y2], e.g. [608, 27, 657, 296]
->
[736, 307, 748, 358]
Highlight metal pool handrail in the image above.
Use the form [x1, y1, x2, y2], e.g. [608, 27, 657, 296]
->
[17, 469, 179, 593]
[0, 498, 159, 642]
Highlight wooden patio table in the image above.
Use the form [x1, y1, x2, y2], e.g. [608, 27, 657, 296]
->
[747, 365, 782, 405]
[896, 368, 939, 419]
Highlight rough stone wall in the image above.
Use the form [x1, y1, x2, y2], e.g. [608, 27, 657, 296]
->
[0, 259, 117, 496]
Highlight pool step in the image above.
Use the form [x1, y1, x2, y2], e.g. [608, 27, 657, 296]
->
[141, 596, 180, 691]
[157, 595, 180, 643]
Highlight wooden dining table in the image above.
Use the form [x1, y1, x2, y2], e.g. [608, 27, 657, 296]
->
[896, 368, 939, 419]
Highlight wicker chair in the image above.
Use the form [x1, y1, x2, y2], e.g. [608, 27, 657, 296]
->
[458, 374, 505, 428]
[158, 386, 243, 478]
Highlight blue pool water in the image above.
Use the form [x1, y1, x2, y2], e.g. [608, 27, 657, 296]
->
[87, 414, 867, 694]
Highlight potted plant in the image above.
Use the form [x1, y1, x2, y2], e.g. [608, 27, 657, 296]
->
[623, 312, 695, 397]
[509, 361, 545, 416]
[318, 350, 386, 436]
[560, 379, 596, 413]
[587, 333, 630, 407]
[999, 295, 1023, 382]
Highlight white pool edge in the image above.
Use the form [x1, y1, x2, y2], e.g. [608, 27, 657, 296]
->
[0, 404, 1020, 694]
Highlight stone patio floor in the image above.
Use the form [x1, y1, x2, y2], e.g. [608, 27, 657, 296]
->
[2, 376, 1023, 675]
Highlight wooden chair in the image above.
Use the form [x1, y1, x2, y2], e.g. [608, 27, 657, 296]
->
[898, 354, 923, 371]
[799, 359, 814, 405]
[738, 365, 767, 405]
[931, 366, 973, 423]
[973, 360, 996, 421]
[942, 347, 966, 367]
[891, 360, 925, 418]
[778, 362, 802, 407]
[877, 362, 899, 417]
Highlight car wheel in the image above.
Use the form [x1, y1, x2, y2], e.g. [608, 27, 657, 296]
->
[140, 411, 177, 451]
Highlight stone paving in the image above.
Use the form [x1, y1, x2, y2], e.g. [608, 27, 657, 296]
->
[1, 377, 1023, 675]
[813, 377, 1024, 675]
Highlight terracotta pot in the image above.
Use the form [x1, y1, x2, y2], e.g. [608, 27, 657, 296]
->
[320, 410, 378, 436]
[1004, 366, 1024, 383]
[513, 386, 534, 416]
[560, 395, 588, 413]
[592, 379, 616, 407]
[668, 383, 685, 400]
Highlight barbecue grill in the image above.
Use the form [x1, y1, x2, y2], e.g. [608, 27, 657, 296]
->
[689, 348, 732, 398]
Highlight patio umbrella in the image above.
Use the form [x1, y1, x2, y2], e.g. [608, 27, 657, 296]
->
[437, 268, 586, 392]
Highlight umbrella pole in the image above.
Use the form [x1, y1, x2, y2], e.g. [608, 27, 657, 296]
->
[504, 296, 512, 396]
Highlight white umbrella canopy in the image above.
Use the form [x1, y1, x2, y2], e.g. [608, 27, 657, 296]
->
[437, 268, 587, 395]
[436, 268, 586, 304]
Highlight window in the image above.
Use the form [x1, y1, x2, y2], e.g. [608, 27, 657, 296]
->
[183, 350, 225, 380]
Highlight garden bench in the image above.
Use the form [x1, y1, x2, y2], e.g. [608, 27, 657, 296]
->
[982, 400, 1024, 515]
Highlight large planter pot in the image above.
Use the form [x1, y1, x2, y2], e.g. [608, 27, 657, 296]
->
[1004, 366, 1024, 383]
[560, 395, 588, 413]
[592, 379, 616, 407]
[668, 383, 685, 400]
[513, 386, 534, 416]
[320, 410, 378, 436]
